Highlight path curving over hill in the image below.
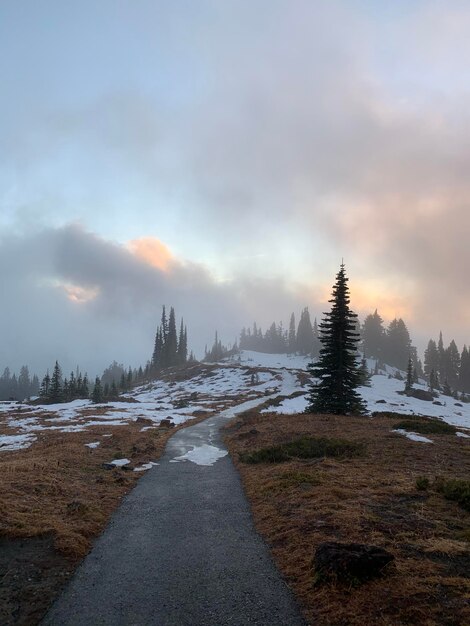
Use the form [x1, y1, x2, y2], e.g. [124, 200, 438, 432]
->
[41, 391, 306, 626]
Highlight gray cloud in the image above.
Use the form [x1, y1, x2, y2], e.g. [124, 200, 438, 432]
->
[1, 1, 469, 358]
[0, 224, 315, 376]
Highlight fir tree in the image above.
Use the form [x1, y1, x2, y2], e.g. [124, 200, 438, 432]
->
[384, 318, 411, 371]
[288, 313, 296, 353]
[49, 361, 62, 402]
[92, 376, 103, 403]
[424, 339, 439, 382]
[459, 345, 470, 393]
[40, 371, 51, 399]
[405, 357, 414, 392]
[307, 264, 366, 415]
[177, 319, 188, 365]
[429, 368, 438, 392]
[297, 307, 314, 355]
[362, 309, 385, 360]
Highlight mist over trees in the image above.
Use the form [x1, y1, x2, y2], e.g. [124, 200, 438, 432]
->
[423, 332, 470, 397]
[204, 332, 237, 363]
[0, 366, 39, 401]
[239, 308, 321, 357]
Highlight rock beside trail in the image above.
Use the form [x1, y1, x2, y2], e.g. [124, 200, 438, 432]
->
[314, 542, 394, 583]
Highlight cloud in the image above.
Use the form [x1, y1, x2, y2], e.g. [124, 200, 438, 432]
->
[127, 237, 175, 272]
[0, 224, 318, 376]
[1, 1, 470, 355]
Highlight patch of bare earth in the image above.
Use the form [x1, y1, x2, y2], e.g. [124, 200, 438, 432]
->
[0, 414, 206, 626]
[224, 411, 470, 626]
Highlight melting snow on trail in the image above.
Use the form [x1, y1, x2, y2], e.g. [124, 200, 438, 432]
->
[171, 444, 228, 466]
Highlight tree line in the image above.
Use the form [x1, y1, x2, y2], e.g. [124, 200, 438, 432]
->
[151, 306, 189, 370]
[239, 308, 321, 356]
[0, 366, 39, 401]
[423, 333, 470, 396]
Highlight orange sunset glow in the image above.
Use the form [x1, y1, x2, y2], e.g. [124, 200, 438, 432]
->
[127, 237, 175, 272]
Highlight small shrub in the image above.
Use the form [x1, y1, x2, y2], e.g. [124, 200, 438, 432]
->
[240, 446, 289, 464]
[438, 479, 470, 511]
[239, 436, 365, 464]
[393, 419, 455, 435]
[416, 476, 430, 491]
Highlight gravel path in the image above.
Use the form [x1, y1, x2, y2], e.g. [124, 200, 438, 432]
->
[42, 399, 306, 626]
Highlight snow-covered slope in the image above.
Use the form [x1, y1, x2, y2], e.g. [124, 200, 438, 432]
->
[2, 350, 469, 453]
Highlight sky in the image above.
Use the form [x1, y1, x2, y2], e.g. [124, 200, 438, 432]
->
[1, 0, 469, 375]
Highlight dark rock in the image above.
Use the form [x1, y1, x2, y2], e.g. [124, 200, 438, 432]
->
[433, 401, 444, 406]
[454, 402, 463, 407]
[159, 418, 174, 428]
[314, 542, 394, 583]
[101, 462, 116, 470]
[375, 399, 386, 404]
[121, 464, 135, 472]
[135, 416, 153, 425]
[407, 389, 434, 401]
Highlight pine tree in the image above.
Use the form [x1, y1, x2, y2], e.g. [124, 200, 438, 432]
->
[443, 340, 460, 391]
[92, 376, 103, 403]
[297, 308, 314, 355]
[429, 368, 438, 392]
[40, 371, 51, 399]
[362, 309, 385, 360]
[438, 331, 445, 382]
[459, 345, 470, 393]
[405, 357, 414, 392]
[384, 319, 411, 371]
[177, 319, 187, 365]
[424, 339, 439, 382]
[288, 313, 296, 353]
[49, 361, 62, 402]
[307, 264, 366, 415]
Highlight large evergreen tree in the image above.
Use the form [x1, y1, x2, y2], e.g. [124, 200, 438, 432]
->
[307, 264, 366, 415]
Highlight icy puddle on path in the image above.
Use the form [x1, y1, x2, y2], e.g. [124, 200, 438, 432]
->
[169, 443, 228, 466]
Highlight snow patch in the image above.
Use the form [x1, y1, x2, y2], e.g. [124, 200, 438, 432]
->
[393, 429, 433, 444]
[85, 441, 100, 449]
[110, 458, 130, 467]
[0, 433, 37, 451]
[171, 444, 228, 466]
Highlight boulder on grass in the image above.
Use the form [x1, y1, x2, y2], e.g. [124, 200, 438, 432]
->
[314, 542, 394, 583]
[159, 418, 174, 428]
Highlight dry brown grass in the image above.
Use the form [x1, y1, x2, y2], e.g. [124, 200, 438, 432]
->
[0, 416, 205, 560]
[224, 411, 470, 626]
